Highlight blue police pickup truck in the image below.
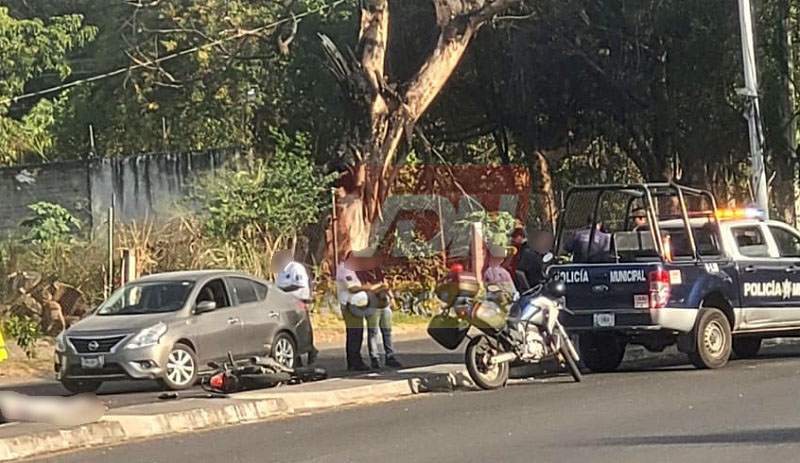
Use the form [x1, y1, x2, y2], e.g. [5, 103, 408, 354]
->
[551, 183, 800, 372]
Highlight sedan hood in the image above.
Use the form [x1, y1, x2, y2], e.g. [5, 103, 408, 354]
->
[67, 312, 178, 336]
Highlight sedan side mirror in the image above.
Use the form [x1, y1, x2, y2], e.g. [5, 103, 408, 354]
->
[195, 301, 217, 314]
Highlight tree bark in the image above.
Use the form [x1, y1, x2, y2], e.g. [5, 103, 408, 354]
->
[772, 0, 798, 226]
[529, 150, 557, 233]
[323, 0, 523, 259]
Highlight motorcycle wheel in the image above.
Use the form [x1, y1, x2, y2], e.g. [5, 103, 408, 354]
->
[465, 335, 509, 390]
[559, 343, 582, 383]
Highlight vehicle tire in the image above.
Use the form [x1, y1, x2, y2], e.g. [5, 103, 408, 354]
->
[465, 335, 509, 390]
[687, 308, 732, 369]
[61, 379, 102, 394]
[559, 342, 582, 383]
[271, 332, 298, 369]
[578, 333, 626, 373]
[159, 343, 198, 390]
[732, 336, 762, 359]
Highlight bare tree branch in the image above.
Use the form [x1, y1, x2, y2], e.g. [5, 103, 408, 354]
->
[405, 1, 522, 119]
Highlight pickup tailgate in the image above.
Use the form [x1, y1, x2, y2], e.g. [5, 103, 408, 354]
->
[552, 263, 660, 313]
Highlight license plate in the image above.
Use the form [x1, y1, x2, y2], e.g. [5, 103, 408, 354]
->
[80, 356, 104, 370]
[593, 313, 615, 327]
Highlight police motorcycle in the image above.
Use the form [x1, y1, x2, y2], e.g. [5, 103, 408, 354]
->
[427, 255, 582, 390]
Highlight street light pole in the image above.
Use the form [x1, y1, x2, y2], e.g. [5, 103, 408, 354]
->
[737, 0, 769, 217]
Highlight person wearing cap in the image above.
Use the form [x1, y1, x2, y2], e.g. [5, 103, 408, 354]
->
[273, 249, 311, 301]
[484, 243, 519, 301]
[272, 249, 318, 364]
[630, 208, 648, 229]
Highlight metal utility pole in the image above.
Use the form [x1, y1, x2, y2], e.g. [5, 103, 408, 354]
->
[737, 0, 769, 217]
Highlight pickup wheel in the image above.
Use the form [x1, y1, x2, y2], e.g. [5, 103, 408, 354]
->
[687, 308, 732, 369]
[732, 336, 762, 359]
[578, 333, 626, 373]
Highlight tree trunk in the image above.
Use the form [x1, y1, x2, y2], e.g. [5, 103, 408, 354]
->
[529, 150, 558, 233]
[772, 0, 798, 226]
[322, 0, 523, 258]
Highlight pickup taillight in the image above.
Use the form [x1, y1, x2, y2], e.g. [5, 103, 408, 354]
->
[648, 268, 671, 309]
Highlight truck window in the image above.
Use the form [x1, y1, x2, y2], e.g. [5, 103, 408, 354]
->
[662, 226, 721, 258]
[769, 226, 800, 258]
[731, 226, 770, 258]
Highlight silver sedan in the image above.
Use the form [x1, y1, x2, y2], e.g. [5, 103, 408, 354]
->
[54, 270, 314, 393]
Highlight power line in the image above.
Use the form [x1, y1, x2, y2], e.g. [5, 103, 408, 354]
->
[1, 0, 347, 106]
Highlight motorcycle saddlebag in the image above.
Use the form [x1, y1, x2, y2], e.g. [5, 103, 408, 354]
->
[428, 313, 470, 350]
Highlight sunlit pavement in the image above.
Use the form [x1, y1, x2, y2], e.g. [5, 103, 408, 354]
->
[27, 340, 800, 463]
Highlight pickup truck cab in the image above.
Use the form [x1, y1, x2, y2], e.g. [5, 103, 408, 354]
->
[552, 183, 800, 372]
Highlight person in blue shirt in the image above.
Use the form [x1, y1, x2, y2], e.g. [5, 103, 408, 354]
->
[565, 218, 611, 263]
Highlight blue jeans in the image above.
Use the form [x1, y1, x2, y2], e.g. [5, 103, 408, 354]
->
[367, 307, 395, 361]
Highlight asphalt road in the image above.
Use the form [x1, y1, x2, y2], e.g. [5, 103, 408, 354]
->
[29, 341, 800, 463]
[0, 337, 461, 408]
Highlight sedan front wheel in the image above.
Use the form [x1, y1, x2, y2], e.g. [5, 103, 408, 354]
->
[159, 343, 198, 390]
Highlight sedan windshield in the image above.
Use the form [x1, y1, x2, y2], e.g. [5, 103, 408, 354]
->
[97, 281, 194, 315]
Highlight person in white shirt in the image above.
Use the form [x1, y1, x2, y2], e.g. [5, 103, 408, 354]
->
[273, 250, 311, 301]
[336, 251, 372, 371]
[271, 249, 317, 363]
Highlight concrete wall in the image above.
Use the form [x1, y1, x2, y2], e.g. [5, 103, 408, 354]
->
[0, 148, 242, 236]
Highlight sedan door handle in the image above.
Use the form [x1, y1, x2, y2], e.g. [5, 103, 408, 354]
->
[786, 266, 799, 274]
[269, 311, 279, 318]
[227, 317, 240, 325]
[744, 265, 757, 273]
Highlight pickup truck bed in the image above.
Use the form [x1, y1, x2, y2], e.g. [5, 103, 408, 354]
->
[554, 261, 735, 335]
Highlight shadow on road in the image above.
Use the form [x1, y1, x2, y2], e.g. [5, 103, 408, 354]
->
[595, 427, 800, 447]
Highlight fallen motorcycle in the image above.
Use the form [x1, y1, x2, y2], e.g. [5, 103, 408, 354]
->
[428, 254, 582, 390]
[201, 352, 327, 393]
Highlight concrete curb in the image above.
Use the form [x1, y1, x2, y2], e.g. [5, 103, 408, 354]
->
[103, 398, 290, 440]
[0, 421, 127, 462]
[0, 370, 463, 462]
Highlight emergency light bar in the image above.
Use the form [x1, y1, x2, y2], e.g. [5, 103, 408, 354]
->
[715, 207, 765, 220]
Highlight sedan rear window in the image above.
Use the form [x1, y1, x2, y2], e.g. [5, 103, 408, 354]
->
[98, 281, 194, 315]
[230, 277, 259, 304]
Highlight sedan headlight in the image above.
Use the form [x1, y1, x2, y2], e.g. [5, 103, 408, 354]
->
[125, 323, 168, 350]
[55, 332, 67, 352]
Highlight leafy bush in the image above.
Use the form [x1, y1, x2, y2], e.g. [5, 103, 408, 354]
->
[454, 210, 517, 249]
[194, 128, 335, 267]
[21, 202, 82, 245]
[3, 315, 42, 359]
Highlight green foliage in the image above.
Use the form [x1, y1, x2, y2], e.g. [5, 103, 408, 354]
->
[196, 128, 336, 250]
[0, 5, 96, 163]
[455, 210, 517, 248]
[2, 315, 42, 358]
[21, 202, 82, 245]
[35, 0, 356, 157]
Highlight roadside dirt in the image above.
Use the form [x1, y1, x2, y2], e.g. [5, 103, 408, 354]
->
[0, 338, 56, 383]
